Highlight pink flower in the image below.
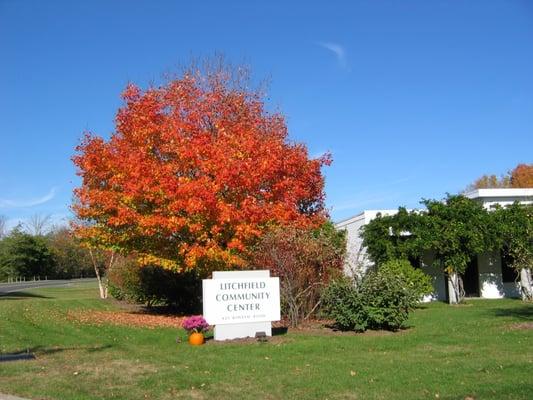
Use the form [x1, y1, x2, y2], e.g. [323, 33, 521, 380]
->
[182, 315, 209, 333]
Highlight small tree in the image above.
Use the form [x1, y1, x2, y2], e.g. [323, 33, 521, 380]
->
[492, 203, 533, 301]
[418, 195, 495, 304]
[248, 222, 346, 326]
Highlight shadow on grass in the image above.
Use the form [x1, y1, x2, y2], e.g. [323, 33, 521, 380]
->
[1, 344, 114, 358]
[272, 327, 288, 336]
[0, 291, 53, 300]
[489, 304, 533, 320]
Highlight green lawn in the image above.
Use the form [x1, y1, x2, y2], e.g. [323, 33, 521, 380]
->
[0, 282, 532, 400]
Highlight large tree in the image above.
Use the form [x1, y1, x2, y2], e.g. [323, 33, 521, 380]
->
[72, 64, 329, 276]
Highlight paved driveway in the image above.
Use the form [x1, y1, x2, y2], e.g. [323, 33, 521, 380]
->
[0, 279, 95, 295]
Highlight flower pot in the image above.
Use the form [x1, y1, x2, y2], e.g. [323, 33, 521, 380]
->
[188, 332, 204, 346]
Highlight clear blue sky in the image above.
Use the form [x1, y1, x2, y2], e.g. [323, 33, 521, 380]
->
[1, 0, 532, 229]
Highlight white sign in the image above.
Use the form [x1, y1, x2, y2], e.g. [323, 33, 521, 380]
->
[203, 275, 280, 325]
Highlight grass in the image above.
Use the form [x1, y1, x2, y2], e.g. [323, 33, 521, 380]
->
[0, 282, 532, 400]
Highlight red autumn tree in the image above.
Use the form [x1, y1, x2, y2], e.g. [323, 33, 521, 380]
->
[510, 163, 533, 188]
[72, 64, 330, 275]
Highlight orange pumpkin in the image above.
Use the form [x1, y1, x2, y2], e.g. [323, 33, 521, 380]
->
[188, 332, 204, 346]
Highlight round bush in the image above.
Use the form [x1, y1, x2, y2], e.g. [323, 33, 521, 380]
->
[379, 259, 434, 303]
[321, 276, 367, 332]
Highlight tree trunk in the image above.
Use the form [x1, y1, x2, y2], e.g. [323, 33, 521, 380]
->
[96, 274, 107, 299]
[89, 249, 115, 300]
[447, 272, 463, 304]
[519, 268, 533, 301]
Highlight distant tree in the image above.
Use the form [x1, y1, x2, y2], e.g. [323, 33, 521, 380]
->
[464, 174, 511, 192]
[510, 163, 533, 188]
[492, 203, 533, 301]
[0, 228, 55, 279]
[25, 214, 52, 236]
[465, 162, 533, 192]
[47, 227, 95, 279]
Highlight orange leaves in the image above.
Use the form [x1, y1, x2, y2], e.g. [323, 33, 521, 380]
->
[72, 66, 329, 274]
[510, 163, 533, 188]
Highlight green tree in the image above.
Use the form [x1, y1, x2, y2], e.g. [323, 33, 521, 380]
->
[0, 228, 55, 280]
[418, 195, 495, 304]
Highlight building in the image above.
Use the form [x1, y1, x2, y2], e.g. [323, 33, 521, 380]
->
[335, 188, 533, 302]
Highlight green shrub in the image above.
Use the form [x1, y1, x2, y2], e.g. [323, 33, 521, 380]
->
[359, 269, 414, 331]
[321, 266, 419, 332]
[107, 260, 202, 313]
[321, 276, 367, 331]
[379, 259, 433, 302]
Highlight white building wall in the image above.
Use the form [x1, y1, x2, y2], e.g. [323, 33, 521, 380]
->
[421, 263, 447, 302]
[336, 210, 398, 277]
[477, 252, 504, 299]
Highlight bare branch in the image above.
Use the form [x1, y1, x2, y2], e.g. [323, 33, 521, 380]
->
[25, 214, 52, 236]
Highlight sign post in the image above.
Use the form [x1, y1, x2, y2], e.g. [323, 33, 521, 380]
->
[203, 270, 280, 341]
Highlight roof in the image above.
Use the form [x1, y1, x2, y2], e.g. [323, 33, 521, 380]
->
[464, 188, 533, 200]
[335, 209, 398, 228]
[335, 188, 533, 228]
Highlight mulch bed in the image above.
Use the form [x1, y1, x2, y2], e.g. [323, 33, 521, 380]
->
[67, 309, 405, 338]
[67, 310, 185, 329]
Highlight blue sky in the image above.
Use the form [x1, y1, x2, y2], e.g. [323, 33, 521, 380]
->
[1, 0, 532, 229]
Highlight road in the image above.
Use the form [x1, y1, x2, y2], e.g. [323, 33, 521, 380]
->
[0, 279, 95, 295]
